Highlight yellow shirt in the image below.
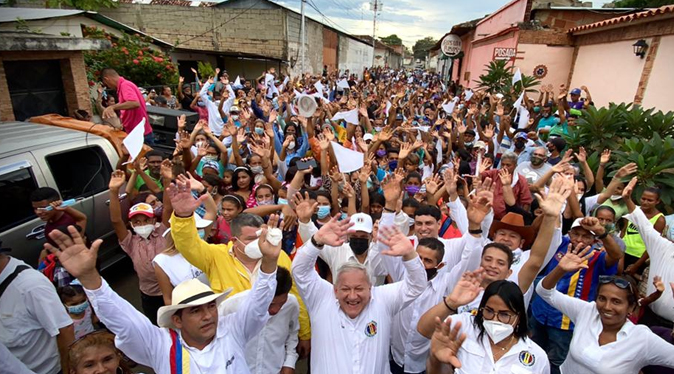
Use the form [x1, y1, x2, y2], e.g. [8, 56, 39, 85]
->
[170, 214, 311, 340]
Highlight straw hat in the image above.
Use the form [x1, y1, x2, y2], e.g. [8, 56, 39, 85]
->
[157, 279, 232, 329]
[489, 212, 535, 249]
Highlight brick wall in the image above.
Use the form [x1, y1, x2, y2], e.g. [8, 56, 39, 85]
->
[533, 9, 620, 31]
[519, 29, 573, 45]
[574, 18, 674, 46]
[0, 51, 91, 122]
[98, 3, 287, 59]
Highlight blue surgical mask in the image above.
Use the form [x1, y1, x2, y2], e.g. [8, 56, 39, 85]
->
[340, 212, 348, 220]
[66, 300, 89, 315]
[277, 198, 288, 205]
[317, 205, 331, 219]
[388, 160, 398, 170]
[255, 127, 264, 135]
[198, 229, 206, 239]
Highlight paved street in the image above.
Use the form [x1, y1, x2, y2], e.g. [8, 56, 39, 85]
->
[105, 257, 309, 374]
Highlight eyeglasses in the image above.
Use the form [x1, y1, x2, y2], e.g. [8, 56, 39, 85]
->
[599, 275, 634, 293]
[480, 306, 517, 324]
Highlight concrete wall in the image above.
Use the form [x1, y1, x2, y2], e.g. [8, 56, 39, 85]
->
[642, 34, 674, 111]
[338, 35, 372, 78]
[570, 38, 647, 108]
[465, 31, 520, 89]
[516, 43, 574, 89]
[475, 0, 527, 37]
[285, 10, 323, 76]
[98, 3, 286, 59]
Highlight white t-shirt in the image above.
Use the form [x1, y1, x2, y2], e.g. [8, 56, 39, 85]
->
[0, 257, 73, 374]
[152, 252, 208, 287]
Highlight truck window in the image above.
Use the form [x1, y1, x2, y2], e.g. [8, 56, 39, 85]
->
[0, 166, 39, 231]
[46, 146, 113, 200]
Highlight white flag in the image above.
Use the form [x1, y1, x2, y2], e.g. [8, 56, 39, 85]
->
[518, 107, 530, 129]
[331, 141, 364, 173]
[385, 101, 392, 116]
[512, 68, 522, 86]
[436, 138, 443, 165]
[314, 81, 325, 93]
[337, 78, 350, 90]
[464, 89, 474, 101]
[122, 119, 146, 165]
[331, 108, 359, 125]
[514, 92, 524, 110]
[233, 76, 242, 88]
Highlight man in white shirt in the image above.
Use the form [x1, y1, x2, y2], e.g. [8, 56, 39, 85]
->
[43, 182, 282, 374]
[0, 248, 74, 374]
[219, 266, 299, 374]
[294, 192, 387, 285]
[292, 216, 426, 374]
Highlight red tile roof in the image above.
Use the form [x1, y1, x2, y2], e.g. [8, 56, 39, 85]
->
[568, 5, 674, 34]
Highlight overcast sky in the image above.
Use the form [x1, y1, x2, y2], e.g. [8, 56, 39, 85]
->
[271, 0, 613, 47]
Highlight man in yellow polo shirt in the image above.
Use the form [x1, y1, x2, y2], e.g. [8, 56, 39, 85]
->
[166, 180, 312, 358]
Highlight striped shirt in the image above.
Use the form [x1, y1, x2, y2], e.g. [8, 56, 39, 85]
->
[531, 236, 617, 331]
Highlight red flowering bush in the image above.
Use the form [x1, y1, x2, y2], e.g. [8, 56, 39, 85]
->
[83, 26, 178, 87]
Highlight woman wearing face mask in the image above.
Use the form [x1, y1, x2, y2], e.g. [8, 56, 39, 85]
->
[404, 172, 423, 199]
[427, 273, 550, 373]
[274, 121, 309, 166]
[109, 170, 168, 324]
[68, 331, 135, 374]
[202, 174, 225, 208]
[536, 244, 674, 373]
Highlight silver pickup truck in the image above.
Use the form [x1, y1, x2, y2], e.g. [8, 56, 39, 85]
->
[0, 120, 130, 269]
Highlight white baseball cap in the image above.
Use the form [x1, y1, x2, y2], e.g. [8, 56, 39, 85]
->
[350, 213, 373, 234]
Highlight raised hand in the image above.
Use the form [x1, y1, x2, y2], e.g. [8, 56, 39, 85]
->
[292, 192, 317, 224]
[358, 162, 372, 184]
[443, 168, 458, 197]
[558, 243, 594, 272]
[399, 142, 412, 160]
[49, 200, 66, 211]
[483, 124, 495, 139]
[381, 173, 403, 203]
[160, 159, 173, 180]
[574, 146, 587, 163]
[109, 169, 126, 191]
[281, 205, 298, 231]
[177, 114, 186, 130]
[424, 174, 442, 195]
[342, 180, 355, 199]
[498, 168, 512, 186]
[467, 178, 494, 225]
[378, 226, 415, 257]
[313, 215, 354, 247]
[622, 176, 638, 201]
[535, 175, 573, 217]
[616, 162, 638, 179]
[600, 149, 611, 165]
[236, 128, 247, 144]
[166, 178, 209, 217]
[653, 275, 665, 293]
[197, 142, 209, 157]
[44, 226, 102, 286]
[178, 130, 192, 149]
[580, 216, 606, 237]
[447, 269, 485, 309]
[258, 214, 282, 261]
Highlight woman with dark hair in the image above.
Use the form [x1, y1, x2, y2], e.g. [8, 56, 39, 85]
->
[536, 243, 674, 373]
[426, 270, 550, 373]
[230, 166, 256, 208]
[68, 331, 134, 374]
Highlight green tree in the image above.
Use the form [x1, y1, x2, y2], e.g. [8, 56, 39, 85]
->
[46, 0, 116, 11]
[604, 0, 673, 7]
[412, 37, 438, 60]
[379, 34, 402, 46]
[474, 60, 540, 107]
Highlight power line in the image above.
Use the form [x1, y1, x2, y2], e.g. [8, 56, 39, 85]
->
[175, 0, 262, 47]
[306, 0, 355, 35]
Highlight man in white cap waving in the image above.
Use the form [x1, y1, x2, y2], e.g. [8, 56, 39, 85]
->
[44, 181, 283, 373]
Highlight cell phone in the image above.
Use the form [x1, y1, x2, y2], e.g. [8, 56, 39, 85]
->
[297, 159, 317, 171]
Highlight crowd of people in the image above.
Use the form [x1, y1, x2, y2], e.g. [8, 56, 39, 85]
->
[2, 63, 674, 374]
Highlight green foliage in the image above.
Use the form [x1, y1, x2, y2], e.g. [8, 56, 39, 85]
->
[82, 26, 178, 87]
[45, 0, 116, 11]
[412, 36, 438, 60]
[379, 34, 403, 46]
[566, 102, 674, 207]
[197, 61, 215, 79]
[610, 134, 674, 206]
[474, 60, 540, 107]
[605, 0, 674, 8]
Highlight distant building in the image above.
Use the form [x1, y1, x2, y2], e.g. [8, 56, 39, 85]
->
[355, 35, 402, 69]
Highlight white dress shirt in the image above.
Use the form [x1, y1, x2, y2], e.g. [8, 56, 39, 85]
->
[383, 231, 486, 373]
[448, 312, 550, 374]
[199, 81, 234, 136]
[0, 257, 72, 374]
[219, 291, 300, 373]
[297, 220, 388, 285]
[625, 207, 674, 321]
[0, 341, 35, 374]
[291, 241, 426, 374]
[84, 269, 277, 374]
[153, 252, 208, 286]
[536, 281, 674, 373]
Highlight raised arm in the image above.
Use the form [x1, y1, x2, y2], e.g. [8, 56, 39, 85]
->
[108, 170, 130, 242]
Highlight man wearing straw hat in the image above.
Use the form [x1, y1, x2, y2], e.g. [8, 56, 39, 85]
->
[44, 205, 283, 372]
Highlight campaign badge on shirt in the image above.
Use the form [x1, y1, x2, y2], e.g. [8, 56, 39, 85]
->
[518, 351, 535, 367]
[364, 321, 378, 337]
[555, 251, 565, 262]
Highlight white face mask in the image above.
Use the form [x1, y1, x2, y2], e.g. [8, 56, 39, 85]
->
[408, 217, 415, 226]
[576, 193, 584, 201]
[482, 320, 514, 344]
[610, 194, 622, 201]
[132, 224, 154, 239]
[243, 238, 263, 259]
[287, 141, 296, 150]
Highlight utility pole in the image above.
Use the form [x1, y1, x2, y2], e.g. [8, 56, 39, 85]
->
[371, 0, 380, 67]
[300, 0, 306, 74]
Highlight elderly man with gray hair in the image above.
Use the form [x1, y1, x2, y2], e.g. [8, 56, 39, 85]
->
[291, 216, 426, 374]
[515, 146, 552, 184]
[481, 151, 533, 220]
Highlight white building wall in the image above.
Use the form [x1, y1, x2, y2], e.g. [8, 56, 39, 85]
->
[338, 35, 372, 78]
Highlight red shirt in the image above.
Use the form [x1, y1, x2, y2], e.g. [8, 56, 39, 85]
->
[481, 169, 533, 220]
[117, 77, 151, 135]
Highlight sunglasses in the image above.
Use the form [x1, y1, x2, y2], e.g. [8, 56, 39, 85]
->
[598, 275, 634, 293]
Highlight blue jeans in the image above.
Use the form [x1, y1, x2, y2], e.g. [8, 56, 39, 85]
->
[529, 316, 573, 374]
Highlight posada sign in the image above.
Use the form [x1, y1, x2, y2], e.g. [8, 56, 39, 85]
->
[493, 47, 517, 61]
